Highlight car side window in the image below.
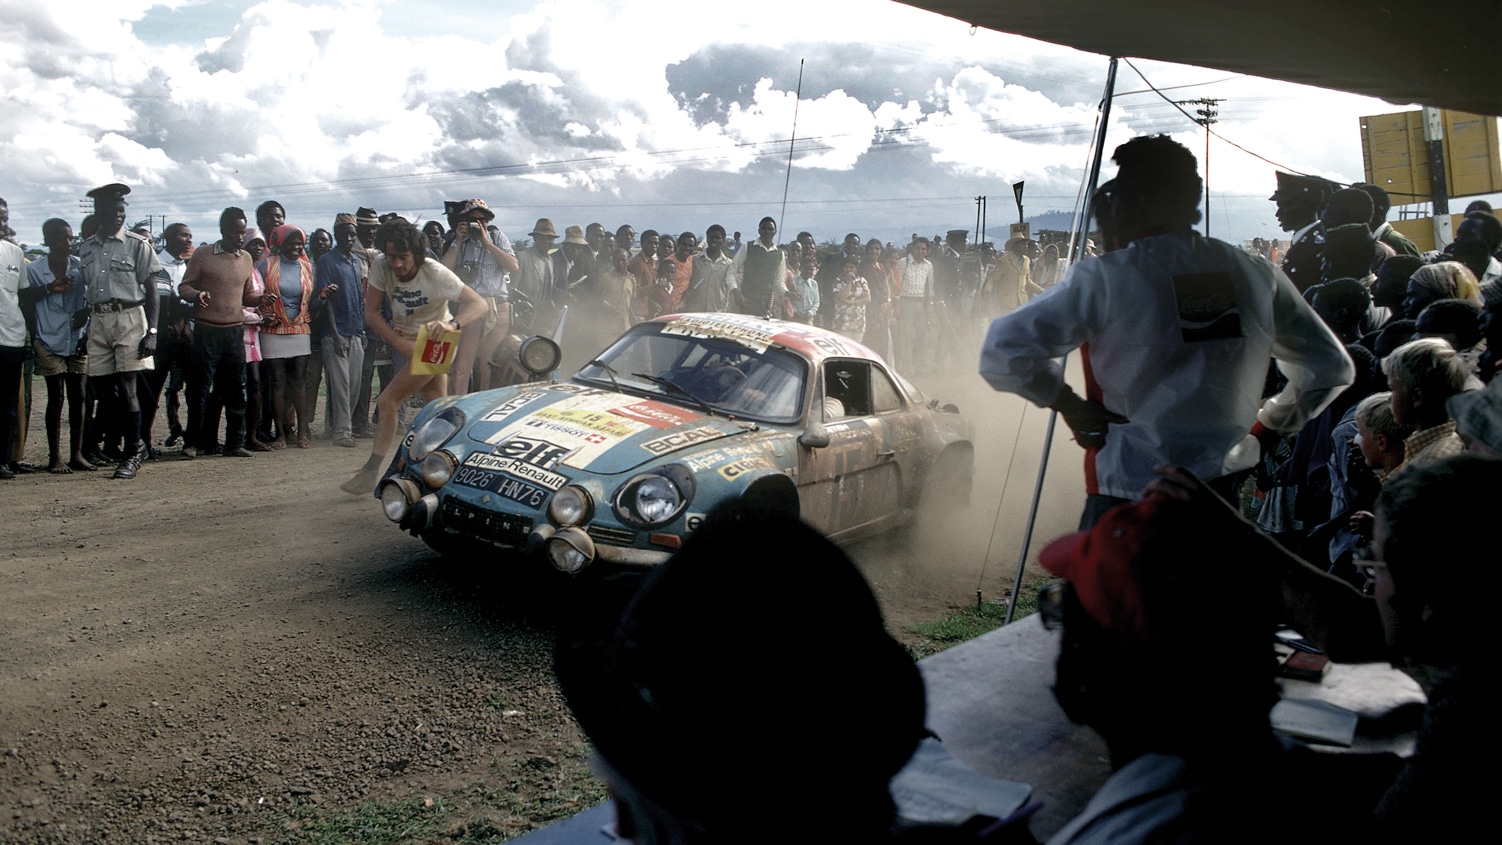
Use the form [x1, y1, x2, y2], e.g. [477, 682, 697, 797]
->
[823, 361, 871, 417]
[870, 366, 904, 414]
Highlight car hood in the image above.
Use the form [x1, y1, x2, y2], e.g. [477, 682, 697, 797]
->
[462, 383, 753, 475]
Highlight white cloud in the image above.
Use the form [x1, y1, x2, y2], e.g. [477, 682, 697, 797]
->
[0, 0, 1418, 246]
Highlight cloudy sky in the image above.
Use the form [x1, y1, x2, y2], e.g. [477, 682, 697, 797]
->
[1, 0, 1426, 249]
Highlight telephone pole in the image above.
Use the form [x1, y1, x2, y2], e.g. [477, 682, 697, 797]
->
[1176, 97, 1222, 237]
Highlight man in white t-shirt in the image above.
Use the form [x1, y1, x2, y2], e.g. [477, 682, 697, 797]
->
[341, 219, 487, 495]
[1, 225, 27, 480]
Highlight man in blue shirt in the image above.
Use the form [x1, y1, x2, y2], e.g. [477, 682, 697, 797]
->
[22, 219, 90, 473]
[312, 220, 367, 446]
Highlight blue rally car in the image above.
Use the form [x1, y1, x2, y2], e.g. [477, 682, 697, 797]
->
[377, 312, 974, 574]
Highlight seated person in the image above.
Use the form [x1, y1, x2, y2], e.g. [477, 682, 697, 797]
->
[1147, 458, 1502, 843]
[823, 395, 846, 421]
[825, 363, 871, 416]
[555, 501, 996, 844]
[1382, 338, 1470, 477]
[1038, 493, 1395, 844]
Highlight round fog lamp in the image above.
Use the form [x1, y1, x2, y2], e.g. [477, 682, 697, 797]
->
[518, 336, 562, 375]
[546, 527, 596, 574]
[548, 485, 592, 526]
[421, 450, 458, 488]
[380, 479, 419, 523]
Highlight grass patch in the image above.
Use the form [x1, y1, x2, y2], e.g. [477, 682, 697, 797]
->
[907, 579, 1049, 659]
[284, 797, 448, 845]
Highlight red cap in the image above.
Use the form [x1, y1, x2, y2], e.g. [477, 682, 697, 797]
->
[1038, 496, 1186, 641]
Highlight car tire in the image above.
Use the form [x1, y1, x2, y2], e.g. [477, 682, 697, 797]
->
[904, 446, 974, 546]
[419, 527, 490, 560]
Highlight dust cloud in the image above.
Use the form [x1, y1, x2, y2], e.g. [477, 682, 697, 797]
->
[849, 358, 1088, 632]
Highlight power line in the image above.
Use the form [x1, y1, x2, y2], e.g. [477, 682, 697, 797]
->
[1123, 58, 1317, 178]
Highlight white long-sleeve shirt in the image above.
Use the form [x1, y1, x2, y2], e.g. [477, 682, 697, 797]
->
[979, 232, 1354, 499]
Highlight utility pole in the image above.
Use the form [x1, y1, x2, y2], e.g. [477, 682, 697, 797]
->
[1176, 97, 1222, 237]
[1422, 106, 1452, 247]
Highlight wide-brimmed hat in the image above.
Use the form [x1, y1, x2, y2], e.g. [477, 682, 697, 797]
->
[530, 218, 558, 238]
[563, 225, 588, 246]
[449, 198, 495, 223]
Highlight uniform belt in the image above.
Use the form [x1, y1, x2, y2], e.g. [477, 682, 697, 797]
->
[91, 299, 144, 313]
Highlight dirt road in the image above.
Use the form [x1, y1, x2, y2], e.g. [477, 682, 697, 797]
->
[0, 371, 1083, 843]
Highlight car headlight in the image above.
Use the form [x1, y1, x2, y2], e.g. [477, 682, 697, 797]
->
[380, 479, 420, 523]
[421, 450, 458, 488]
[409, 408, 466, 461]
[548, 485, 593, 527]
[546, 528, 595, 574]
[518, 336, 562, 376]
[615, 473, 686, 527]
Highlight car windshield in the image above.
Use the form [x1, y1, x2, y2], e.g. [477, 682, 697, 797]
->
[577, 325, 808, 425]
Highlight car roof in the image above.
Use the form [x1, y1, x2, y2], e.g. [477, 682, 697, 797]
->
[648, 312, 883, 366]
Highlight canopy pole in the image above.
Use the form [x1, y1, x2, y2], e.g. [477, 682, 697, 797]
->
[1005, 56, 1118, 625]
[778, 59, 805, 234]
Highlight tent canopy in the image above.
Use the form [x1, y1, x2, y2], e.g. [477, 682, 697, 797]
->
[897, 0, 1501, 117]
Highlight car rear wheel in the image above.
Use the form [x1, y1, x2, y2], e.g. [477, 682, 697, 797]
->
[905, 446, 974, 546]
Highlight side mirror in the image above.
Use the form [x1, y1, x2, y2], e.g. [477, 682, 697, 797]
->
[801, 393, 831, 448]
[799, 422, 830, 450]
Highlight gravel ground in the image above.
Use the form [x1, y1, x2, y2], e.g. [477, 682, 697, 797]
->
[0, 371, 1081, 843]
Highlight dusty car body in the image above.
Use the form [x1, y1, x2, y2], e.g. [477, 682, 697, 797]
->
[377, 312, 974, 573]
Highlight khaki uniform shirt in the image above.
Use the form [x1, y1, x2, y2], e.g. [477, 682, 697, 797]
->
[80, 229, 162, 305]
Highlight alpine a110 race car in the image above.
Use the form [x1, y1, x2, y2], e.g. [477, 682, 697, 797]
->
[376, 312, 974, 573]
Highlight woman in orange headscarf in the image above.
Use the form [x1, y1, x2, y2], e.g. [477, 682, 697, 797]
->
[257, 225, 325, 448]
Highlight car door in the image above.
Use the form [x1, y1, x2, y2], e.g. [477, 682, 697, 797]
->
[813, 359, 899, 534]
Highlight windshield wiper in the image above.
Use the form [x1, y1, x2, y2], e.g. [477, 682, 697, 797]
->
[631, 372, 715, 417]
[587, 358, 622, 393]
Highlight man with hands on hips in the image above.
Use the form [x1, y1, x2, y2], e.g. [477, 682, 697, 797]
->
[980, 136, 1354, 528]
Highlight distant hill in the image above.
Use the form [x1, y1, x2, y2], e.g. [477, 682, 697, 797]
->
[978, 209, 1077, 244]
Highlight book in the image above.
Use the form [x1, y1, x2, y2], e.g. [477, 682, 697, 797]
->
[1279, 650, 1331, 682]
[1270, 698, 1359, 747]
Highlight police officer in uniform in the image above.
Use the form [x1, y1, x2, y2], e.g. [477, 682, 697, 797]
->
[1270, 171, 1336, 293]
[78, 183, 162, 479]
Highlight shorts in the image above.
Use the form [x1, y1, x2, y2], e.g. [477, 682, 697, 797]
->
[86, 306, 155, 376]
[482, 296, 509, 332]
[32, 338, 87, 377]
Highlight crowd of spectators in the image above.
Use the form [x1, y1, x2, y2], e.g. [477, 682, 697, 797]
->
[0, 188, 1068, 481]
